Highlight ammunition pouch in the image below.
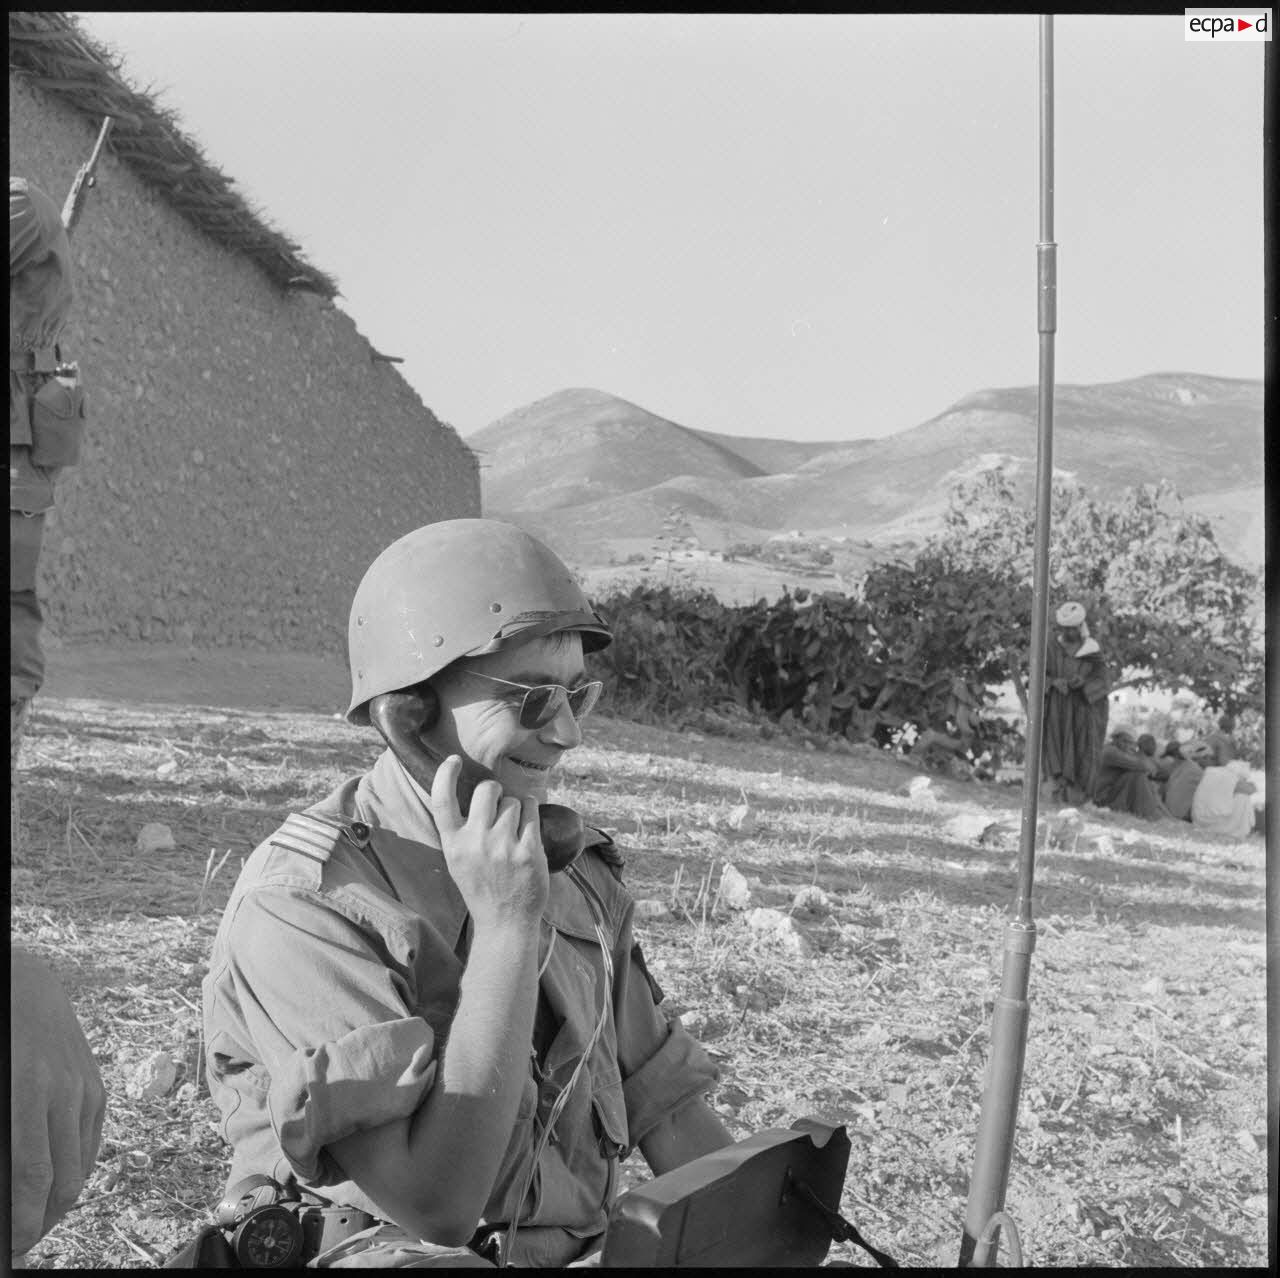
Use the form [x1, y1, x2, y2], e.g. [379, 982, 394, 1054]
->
[10, 347, 59, 376]
[28, 374, 87, 470]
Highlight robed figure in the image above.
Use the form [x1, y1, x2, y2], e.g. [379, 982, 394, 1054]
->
[1041, 601, 1110, 804]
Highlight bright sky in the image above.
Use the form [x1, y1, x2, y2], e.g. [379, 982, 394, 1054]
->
[74, 12, 1265, 443]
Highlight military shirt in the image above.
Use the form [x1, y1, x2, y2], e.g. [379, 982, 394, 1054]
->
[9, 177, 74, 356]
[203, 748, 717, 1261]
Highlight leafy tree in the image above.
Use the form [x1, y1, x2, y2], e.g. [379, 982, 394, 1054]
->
[861, 552, 1031, 739]
[723, 588, 879, 735]
[897, 468, 1263, 716]
[589, 473, 1261, 755]
[589, 583, 735, 720]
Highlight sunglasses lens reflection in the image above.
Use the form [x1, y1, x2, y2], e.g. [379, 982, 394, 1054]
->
[570, 681, 602, 720]
[519, 686, 563, 729]
[519, 682, 603, 729]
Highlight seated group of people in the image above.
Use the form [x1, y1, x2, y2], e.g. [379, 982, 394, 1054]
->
[1093, 716, 1259, 839]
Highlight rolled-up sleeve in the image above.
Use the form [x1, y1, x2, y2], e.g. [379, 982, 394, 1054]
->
[270, 1018, 436, 1181]
[611, 901, 718, 1152]
[9, 180, 62, 274]
[9, 179, 75, 349]
[209, 887, 437, 1184]
[620, 1017, 719, 1150]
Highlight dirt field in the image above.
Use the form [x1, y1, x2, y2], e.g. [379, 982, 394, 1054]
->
[11, 643, 1271, 1268]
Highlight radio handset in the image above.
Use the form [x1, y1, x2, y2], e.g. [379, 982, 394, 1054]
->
[367, 688, 585, 873]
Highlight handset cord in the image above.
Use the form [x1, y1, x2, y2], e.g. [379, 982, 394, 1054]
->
[498, 865, 614, 1267]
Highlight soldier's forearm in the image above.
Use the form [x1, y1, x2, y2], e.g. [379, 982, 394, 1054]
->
[639, 1096, 734, 1177]
[328, 922, 540, 1245]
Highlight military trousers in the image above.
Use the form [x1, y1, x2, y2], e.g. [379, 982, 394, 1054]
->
[306, 1221, 603, 1267]
[11, 508, 47, 702]
[11, 695, 31, 782]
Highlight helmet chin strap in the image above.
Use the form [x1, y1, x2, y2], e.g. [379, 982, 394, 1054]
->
[367, 688, 585, 872]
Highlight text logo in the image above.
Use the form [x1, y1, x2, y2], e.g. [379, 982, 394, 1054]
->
[1185, 9, 1272, 38]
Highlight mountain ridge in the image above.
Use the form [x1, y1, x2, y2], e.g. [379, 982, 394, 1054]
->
[471, 375, 1263, 585]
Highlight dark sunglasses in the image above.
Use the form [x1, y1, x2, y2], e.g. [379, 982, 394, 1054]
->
[465, 670, 604, 729]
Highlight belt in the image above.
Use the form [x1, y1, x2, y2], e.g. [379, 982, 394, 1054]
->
[298, 1208, 494, 1270]
[298, 1203, 377, 1259]
[471, 1224, 604, 1268]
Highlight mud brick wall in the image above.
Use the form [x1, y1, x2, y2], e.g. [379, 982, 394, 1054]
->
[10, 75, 480, 656]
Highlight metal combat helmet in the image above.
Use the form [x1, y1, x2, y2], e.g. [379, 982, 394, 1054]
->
[346, 518, 611, 726]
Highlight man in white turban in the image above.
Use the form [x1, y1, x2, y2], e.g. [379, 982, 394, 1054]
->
[1041, 601, 1110, 804]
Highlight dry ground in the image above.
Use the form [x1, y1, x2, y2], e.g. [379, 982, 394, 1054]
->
[9, 645, 1271, 1268]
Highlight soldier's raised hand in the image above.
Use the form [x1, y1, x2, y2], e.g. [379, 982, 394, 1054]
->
[430, 754, 549, 933]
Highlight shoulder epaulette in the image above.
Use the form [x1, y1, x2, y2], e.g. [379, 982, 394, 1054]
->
[583, 824, 626, 880]
[268, 810, 370, 863]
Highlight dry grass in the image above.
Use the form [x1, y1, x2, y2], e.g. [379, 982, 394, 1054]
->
[11, 695, 1268, 1268]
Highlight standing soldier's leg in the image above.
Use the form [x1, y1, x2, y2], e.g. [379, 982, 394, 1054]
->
[10, 508, 47, 780]
[11, 695, 32, 778]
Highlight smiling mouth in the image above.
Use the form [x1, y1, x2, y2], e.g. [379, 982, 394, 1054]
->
[509, 756, 554, 773]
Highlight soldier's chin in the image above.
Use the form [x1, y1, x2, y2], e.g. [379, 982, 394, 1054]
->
[501, 757, 552, 802]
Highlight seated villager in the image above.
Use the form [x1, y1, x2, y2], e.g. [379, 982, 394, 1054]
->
[1162, 741, 1213, 822]
[1200, 713, 1238, 767]
[201, 519, 732, 1268]
[1093, 728, 1171, 821]
[1191, 758, 1257, 841]
[1153, 741, 1182, 789]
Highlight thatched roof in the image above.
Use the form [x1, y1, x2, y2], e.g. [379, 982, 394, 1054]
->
[8, 11, 340, 299]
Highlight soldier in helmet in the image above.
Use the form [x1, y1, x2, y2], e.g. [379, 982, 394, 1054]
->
[201, 519, 732, 1267]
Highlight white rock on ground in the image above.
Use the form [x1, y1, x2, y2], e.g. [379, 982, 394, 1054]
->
[904, 775, 939, 808]
[128, 1050, 178, 1100]
[135, 822, 175, 853]
[1046, 809, 1085, 846]
[632, 899, 669, 920]
[718, 863, 753, 911]
[745, 907, 813, 957]
[792, 884, 831, 915]
[943, 813, 993, 843]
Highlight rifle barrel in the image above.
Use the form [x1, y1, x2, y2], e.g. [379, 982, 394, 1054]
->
[959, 14, 1056, 1266]
[61, 115, 114, 235]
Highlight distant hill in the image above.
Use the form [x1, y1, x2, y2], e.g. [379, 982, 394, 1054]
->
[470, 389, 765, 514]
[471, 375, 1264, 589]
[683, 428, 839, 476]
